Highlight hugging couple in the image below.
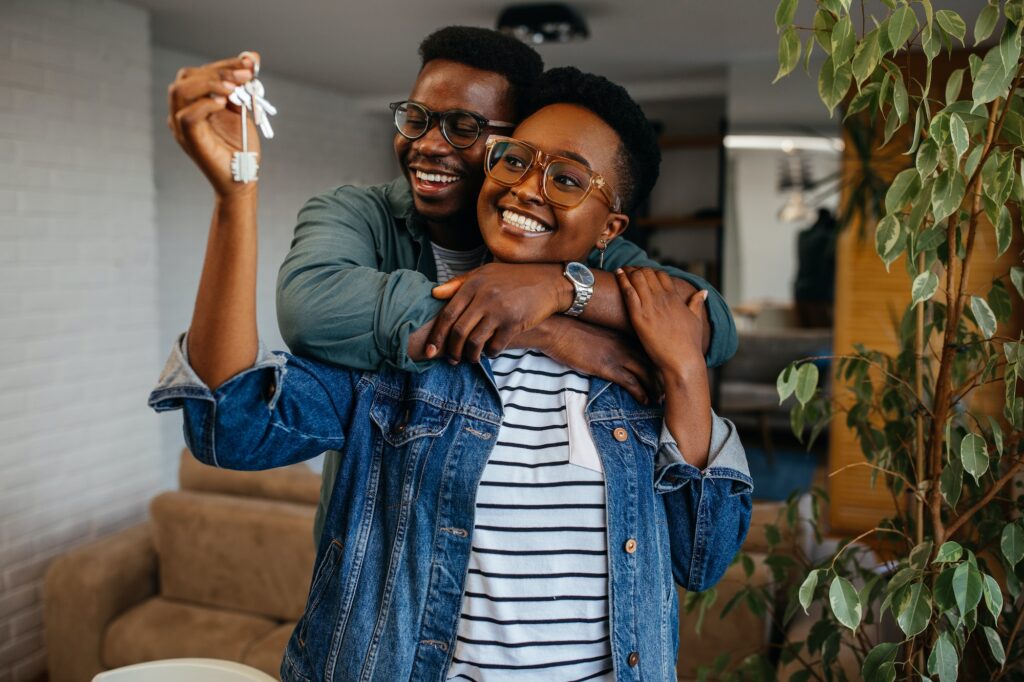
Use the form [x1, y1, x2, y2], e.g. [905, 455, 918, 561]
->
[152, 25, 752, 682]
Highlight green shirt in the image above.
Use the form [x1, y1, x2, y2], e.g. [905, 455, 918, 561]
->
[275, 177, 738, 543]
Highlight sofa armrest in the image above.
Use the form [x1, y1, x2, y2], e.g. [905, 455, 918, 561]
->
[44, 522, 157, 682]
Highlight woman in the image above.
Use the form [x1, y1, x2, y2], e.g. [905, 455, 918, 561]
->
[151, 67, 752, 682]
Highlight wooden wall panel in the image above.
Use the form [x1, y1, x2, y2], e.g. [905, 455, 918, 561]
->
[828, 51, 1023, 534]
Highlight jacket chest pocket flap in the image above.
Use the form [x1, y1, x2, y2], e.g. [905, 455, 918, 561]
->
[370, 394, 454, 447]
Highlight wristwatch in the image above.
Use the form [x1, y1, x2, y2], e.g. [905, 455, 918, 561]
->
[562, 261, 595, 317]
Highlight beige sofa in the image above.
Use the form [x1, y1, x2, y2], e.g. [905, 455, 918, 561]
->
[44, 451, 320, 681]
[45, 450, 786, 681]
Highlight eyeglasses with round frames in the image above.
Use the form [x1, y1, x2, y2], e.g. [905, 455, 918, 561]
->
[389, 100, 515, 150]
[484, 136, 622, 212]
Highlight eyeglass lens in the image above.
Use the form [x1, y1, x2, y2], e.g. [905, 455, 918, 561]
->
[486, 140, 592, 207]
[393, 102, 480, 148]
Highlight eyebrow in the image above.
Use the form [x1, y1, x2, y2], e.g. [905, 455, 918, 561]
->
[556, 149, 592, 168]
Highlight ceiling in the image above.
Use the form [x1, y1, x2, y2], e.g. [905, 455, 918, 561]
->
[129, 0, 987, 101]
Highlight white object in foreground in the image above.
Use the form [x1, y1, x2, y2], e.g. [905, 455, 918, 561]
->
[92, 658, 277, 682]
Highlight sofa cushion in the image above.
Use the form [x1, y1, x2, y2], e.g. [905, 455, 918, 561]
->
[150, 490, 316, 621]
[103, 597, 277, 669]
[243, 623, 296, 678]
[179, 449, 320, 505]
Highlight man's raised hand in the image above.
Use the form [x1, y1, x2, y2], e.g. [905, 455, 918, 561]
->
[167, 52, 260, 197]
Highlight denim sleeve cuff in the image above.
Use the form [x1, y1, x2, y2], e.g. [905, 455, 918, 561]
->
[147, 333, 288, 412]
[654, 413, 753, 494]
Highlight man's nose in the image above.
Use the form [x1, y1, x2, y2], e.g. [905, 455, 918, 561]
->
[411, 122, 452, 157]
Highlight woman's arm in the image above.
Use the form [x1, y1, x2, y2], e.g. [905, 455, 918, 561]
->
[615, 266, 712, 467]
[187, 194, 260, 389]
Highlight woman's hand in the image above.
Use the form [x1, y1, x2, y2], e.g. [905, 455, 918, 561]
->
[615, 266, 707, 377]
[167, 52, 260, 198]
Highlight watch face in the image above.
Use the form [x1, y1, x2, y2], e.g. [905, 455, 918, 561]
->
[567, 261, 595, 287]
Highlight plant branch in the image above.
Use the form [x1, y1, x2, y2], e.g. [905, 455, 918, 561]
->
[945, 457, 1024, 540]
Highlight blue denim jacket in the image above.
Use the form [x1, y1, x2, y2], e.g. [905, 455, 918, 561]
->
[149, 336, 753, 682]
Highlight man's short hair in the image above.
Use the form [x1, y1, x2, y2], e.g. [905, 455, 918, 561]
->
[523, 67, 661, 213]
[419, 26, 544, 117]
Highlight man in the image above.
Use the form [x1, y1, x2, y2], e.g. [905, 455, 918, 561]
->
[166, 26, 737, 544]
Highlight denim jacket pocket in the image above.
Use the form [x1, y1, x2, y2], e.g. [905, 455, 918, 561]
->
[370, 394, 455, 447]
[299, 539, 343, 648]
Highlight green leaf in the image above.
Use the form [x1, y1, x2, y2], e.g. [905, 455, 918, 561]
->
[819, 57, 853, 115]
[896, 582, 932, 637]
[974, 46, 1015, 108]
[964, 145, 983, 178]
[985, 625, 1007, 667]
[852, 30, 882, 85]
[931, 169, 966, 223]
[940, 457, 963, 507]
[970, 296, 997, 339]
[945, 67, 965, 105]
[960, 432, 990, 483]
[935, 10, 967, 44]
[927, 631, 959, 682]
[909, 540, 934, 570]
[829, 575, 863, 632]
[911, 271, 939, 307]
[892, 76, 909, 124]
[949, 113, 969, 163]
[982, 573, 1004, 621]
[861, 642, 899, 682]
[775, 0, 798, 27]
[934, 567, 957, 611]
[975, 4, 999, 46]
[799, 569, 823, 614]
[831, 16, 856, 66]
[775, 26, 802, 82]
[814, 9, 837, 53]
[888, 6, 918, 50]
[934, 541, 963, 563]
[916, 139, 939, 177]
[874, 214, 904, 269]
[994, 205, 1012, 257]
[777, 364, 798, 403]
[1011, 266, 1024, 299]
[1002, 522, 1024, 567]
[795, 362, 819, 406]
[923, 23, 941, 60]
[952, 562, 984, 615]
[885, 168, 920, 213]
[982, 152, 1015, 208]
[1000, 20, 1022, 72]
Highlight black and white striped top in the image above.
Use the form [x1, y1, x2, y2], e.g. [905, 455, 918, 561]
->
[431, 241, 488, 284]
[446, 350, 614, 682]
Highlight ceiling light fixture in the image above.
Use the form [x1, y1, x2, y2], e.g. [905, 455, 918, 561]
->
[497, 3, 590, 44]
[724, 134, 844, 153]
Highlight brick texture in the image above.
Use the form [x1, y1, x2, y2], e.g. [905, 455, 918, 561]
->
[0, 3, 394, 679]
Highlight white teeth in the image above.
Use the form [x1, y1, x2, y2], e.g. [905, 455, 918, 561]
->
[415, 170, 459, 184]
[502, 209, 550, 233]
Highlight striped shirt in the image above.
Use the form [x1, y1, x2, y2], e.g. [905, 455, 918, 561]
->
[446, 350, 614, 682]
[431, 241, 488, 284]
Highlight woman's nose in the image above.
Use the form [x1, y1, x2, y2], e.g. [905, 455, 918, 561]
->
[511, 167, 545, 205]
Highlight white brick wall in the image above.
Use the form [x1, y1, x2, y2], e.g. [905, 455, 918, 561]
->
[0, 1, 161, 680]
[0, 4, 395, 680]
[152, 46, 396, 479]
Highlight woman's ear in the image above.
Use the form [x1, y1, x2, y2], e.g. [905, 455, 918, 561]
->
[599, 212, 630, 247]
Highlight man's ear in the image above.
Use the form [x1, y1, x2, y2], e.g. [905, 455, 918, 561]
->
[600, 212, 630, 245]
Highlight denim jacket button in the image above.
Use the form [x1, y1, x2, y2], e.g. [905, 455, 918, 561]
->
[613, 427, 629, 442]
[627, 651, 640, 667]
[624, 538, 637, 554]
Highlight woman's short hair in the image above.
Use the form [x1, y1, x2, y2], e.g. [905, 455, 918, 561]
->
[523, 66, 661, 213]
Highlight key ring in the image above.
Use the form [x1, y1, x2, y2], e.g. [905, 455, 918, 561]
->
[230, 52, 276, 183]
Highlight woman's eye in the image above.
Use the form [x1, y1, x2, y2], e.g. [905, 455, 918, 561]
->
[503, 155, 528, 169]
[554, 173, 583, 188]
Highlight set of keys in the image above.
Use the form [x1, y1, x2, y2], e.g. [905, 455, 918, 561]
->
[229, 52, 277, 184]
